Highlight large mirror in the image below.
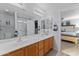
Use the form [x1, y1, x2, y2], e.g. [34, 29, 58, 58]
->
[0, 9, 53, 40]
[16, 17, 27, 37]
[0, 9, 35, 40]
[40, 18, 53, 35]
[0, 10, 15, 40]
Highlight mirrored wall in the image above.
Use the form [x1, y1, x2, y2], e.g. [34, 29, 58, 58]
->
[0, 10, 53, 40]
[0, 10, 15, 40]
[0, 10, 33, 40]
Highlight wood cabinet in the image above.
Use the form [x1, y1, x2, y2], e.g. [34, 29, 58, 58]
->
[24, 43, 39, 56]
[44, 37, 53, 55]
[44, 38, 50, 54]
[4, 36, 54, 56]
[49, 37, 53, 49]
[38, 40, 44, 56]
[4, 48, 24, 56]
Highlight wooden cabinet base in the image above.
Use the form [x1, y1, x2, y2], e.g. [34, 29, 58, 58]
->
[3, 36, 54, 56]
[38, 40, 44, 56]
[44, 37, 53, 55]
[24, 43, 39, 56]
[4, 48, 24, 56]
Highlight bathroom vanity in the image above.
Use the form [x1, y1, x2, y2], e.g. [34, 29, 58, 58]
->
[0, 34, 54, 56]
[0, 9, 54, 56]
[0, 36, 54, 56]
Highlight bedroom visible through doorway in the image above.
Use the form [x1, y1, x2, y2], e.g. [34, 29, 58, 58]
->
[61, 8, 79, 56]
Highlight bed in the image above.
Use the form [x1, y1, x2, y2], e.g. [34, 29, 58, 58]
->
[61, 31, 79, 44]
[61, 25, 79, 44]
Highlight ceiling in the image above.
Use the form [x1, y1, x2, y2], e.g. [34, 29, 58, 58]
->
[37, 3, 79, 11]
[0, 3, 79, 20]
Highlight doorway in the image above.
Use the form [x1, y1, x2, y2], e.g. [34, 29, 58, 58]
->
[34, 20, 38, 34]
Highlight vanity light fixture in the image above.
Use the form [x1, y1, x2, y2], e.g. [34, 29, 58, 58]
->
[34, 11, 44, 17]
[34, 10, 46, 17]
[35, 8, 45, 14]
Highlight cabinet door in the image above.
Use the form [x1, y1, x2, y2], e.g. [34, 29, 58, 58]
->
[44, 37, 54, 54]
[25, 43, 39, 56]
[49, 37, 53, 49]
[5, 48, 24, 56]
[44, 37, 53, 55]
[39, 40, 44, 56]
[44, 39, 50, 54]
[35, 43, 39, 56]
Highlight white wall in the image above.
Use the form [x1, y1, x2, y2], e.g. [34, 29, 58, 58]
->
[0, 11, 15, 39]
[61, 7, 79, 25]
[61, 7, 79, 19]
[52, 10, 61, 51]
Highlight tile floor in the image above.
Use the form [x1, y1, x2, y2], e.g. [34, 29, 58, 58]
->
[47, 50, 69, 56]
[47, 40, 76, 56]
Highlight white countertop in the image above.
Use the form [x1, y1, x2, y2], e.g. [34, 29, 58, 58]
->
[0, 34, 53, 56]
